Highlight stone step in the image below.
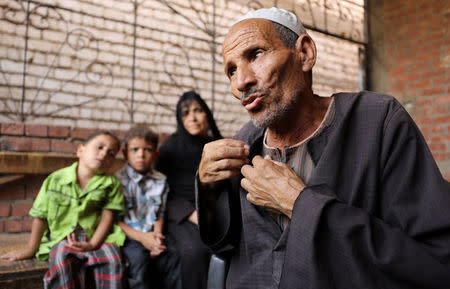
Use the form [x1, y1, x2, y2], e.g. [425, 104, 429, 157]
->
[0, 233, 47, 289]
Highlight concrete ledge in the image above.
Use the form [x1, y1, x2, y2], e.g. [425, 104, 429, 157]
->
[0, 233, 47, 289]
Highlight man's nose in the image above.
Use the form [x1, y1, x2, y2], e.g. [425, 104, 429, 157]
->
[235, 65, 257, 93]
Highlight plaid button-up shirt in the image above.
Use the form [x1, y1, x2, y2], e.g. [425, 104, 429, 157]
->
[117, 165, 169, 233]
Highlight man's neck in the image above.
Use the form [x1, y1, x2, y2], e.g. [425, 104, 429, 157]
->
[266, 94, 332, 151]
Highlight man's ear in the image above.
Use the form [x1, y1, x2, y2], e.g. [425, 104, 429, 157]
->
[76, 143, 84, 158]
[295, 34, 317, 72]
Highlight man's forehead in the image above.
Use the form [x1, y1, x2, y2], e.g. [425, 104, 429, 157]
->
[223, 19, 276, 53]
[226, 19, 274, 39]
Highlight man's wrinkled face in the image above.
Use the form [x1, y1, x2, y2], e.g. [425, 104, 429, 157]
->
[223, 19, 304, 128]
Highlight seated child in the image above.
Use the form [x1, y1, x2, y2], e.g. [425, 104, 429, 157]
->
[0, 131, 126, 289]
[117, 125, 181, 289]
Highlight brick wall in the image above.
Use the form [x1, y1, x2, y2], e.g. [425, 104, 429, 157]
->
[0, 175, 45, 233]
[369, 0, 449, 179]
[0, 122, 126, 154]
[0, 0, 363, 138]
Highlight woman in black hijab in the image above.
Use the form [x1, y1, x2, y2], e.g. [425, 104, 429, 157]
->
[156, 91, 222, 289]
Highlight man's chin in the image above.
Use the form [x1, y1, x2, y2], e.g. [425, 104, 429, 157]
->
[251, 117, 271, 128]
[249, 109, 272, 128]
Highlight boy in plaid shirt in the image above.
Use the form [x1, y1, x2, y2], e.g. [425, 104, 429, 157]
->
[117, 125, 181, 289]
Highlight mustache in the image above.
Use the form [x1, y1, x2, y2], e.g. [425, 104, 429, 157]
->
[240, 88, 264, 104]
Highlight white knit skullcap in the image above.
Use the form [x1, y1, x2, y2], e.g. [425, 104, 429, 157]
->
[234, 7, 306, 36]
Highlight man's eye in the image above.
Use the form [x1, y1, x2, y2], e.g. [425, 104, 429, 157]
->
[130, 148, 138, 152]
[228, 67, 236, 77]
[252, 50, 263, 59]
[97, 145, 103, 150]
[144, 148, 153, 153]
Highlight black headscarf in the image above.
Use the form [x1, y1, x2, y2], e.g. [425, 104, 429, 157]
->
[156, 91, 222, 208]
[175, 90, 222, 141]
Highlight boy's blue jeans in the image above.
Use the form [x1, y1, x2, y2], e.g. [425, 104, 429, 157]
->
[122, 238, 182, 289]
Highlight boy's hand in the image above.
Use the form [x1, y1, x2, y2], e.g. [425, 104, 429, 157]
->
[64, 233, 96, 252]
[139, 231, 166, 257]
[0, 249, 35, 261]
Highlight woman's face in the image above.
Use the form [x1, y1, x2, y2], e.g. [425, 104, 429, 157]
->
[181, 100, 209, 137]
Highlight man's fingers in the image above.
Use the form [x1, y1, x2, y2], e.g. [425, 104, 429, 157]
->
[214, 158, 249, 171]
[253, 155, 293, 176]
[204, 140, 249, 161]
[199, 139, 249, 184]
[241, 177, 267, 197]
[252, 155, 279, 170]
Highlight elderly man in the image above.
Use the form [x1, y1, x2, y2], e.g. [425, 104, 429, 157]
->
[196, 7, 450, 289]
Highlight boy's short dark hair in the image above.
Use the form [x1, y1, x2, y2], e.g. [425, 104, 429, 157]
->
[123, 124, 159, 150]
[83, 130, 121, 151]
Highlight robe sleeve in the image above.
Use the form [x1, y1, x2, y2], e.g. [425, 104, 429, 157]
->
[195, 175, 240, 253]
[280, 107, 450, 289]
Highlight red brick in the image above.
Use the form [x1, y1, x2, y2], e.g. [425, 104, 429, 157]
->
[22, 218, 33, 232]
[431, 106, 447, 114]
[26, 179, 45, 199]
[417, 51, 442, 63]
[416, 117, 432, 125]
[391, 83, 406, 91]
[26, 188, 40, 199]
[389, 68, 405, 76]
[433, 77, 450, 87]
[71, 127, 96, 140]
[48, 125, 70, 138]
[0, 203, 11, 217]
[429, 143, 446, 151]
[0, 185, 26, 200]
[0, 137, 31, 151]
[398, 73, 420, 82]
[30, 138, 50, 152]
[25, 124, 48, 137]
[1, 123, 24, 136]
[431, 135, 447, 143]
[11, 201, 33, 217]
[422, 88, 445, 96]
[0, 221, 4, 233]
[422, 68, 445, 79]
[410, 80, 431, 89]
[421, 126, 444, 135]
[433, 153, 446, 161]
[51, 139, 77, 154]
[418, 1, 434, 11]
[417, 99, 432, 107]
[5, 219, 22, 233]
[435, 115, 450, 123]
[435, 96, 450, 105]
[384, 2, 403, 15]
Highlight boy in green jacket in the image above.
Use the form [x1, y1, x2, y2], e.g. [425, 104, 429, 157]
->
[1, 131, 126, 289]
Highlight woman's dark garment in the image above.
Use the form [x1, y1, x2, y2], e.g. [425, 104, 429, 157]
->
[157, 91, 222, 289]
